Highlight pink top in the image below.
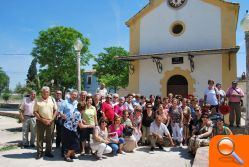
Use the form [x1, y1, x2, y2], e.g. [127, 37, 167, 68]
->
[114, 104, 127, 117]
[109, 124, 124, 137]
[226, 87, 244, 103]
[102, 102, 115, 122]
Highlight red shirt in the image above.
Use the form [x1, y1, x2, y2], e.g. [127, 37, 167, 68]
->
[102, 101, 115, 122]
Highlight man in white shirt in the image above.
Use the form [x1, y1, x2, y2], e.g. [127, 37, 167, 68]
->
[96, 83, 107, 98]
[19, 90, 36, 148]
[150, 115, 174, 151]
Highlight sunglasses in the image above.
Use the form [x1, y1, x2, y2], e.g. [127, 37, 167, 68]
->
[101, 121, 107, 124]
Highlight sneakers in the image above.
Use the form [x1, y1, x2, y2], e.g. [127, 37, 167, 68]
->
[96, 156, 103, 160]
[35, 154, 42, 160]
[70, 155, 77, 159]
[22, 145, 29, 149]
[64, 157, 73, 162]
[44, 152, 54, 158]
[120, 151, 126, 155]
[158, 145, 164, 150]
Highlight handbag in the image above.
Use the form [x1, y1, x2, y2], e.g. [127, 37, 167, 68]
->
[109, 132, 119, 143]
[219, 104, 231, 115]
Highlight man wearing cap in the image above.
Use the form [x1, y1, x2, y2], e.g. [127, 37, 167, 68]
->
[226, 81, 244, 127]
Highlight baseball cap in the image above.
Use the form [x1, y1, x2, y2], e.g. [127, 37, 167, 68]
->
[232, 80, 238, 84]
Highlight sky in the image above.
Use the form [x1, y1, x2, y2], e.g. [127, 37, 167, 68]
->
[0, 0, 248, 90]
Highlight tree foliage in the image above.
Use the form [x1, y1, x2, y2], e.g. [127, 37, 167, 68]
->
[14, 82, 31, 95]
[27, 58, 37, 83]
[0, 67, 9, 94]
[2, 89, 11, 103]
[94, 47, 129, 92]
[26, 58, 40, 91]
[32, 26, 92, 92]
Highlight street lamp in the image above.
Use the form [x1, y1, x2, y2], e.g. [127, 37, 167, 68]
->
[240, 10, 249, 134]
[74, 38, 84, 92]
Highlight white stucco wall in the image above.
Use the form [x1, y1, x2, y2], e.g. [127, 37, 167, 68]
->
[140, 0, 222, 54]
[139, 54, 222, 98]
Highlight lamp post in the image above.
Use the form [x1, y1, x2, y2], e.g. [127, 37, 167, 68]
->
[74, 38, 84, 92]
[241, 10, 249, 134]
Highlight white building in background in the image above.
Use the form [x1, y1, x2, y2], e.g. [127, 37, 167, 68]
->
[117, 0, 240, 98]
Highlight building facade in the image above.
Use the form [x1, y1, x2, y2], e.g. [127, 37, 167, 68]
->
[118, 0, 240, 98]
[82, 70, 99, 95]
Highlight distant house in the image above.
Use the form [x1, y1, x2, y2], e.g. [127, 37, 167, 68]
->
[82, 70, 98, 95]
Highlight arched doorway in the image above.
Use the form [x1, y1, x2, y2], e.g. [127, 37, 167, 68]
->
[167, 75, 188, 97]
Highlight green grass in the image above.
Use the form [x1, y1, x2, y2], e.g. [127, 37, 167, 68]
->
[0, 145, 18, 152]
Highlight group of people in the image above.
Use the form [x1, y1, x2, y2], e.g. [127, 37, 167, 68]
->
[18, 80, 244, 162]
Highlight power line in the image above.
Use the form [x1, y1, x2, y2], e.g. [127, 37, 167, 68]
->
[0, 54, 31, 56]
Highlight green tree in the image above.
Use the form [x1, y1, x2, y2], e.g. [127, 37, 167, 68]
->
[26, 58, 38, 90]
[0, 67, 9, 94]
[14, 82, 31, 95]
[2, 89, 11, 103]
[94, 47, 129, 92]
[32, 26, 92, 92]
[14, 82, 23, 93]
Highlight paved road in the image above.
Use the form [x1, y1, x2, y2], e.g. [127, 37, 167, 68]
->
[0, 115, 193, 167]
[0, 146, 193, 167]
[0, 116, 21, 147]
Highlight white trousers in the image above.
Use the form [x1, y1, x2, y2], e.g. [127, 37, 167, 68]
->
[171, 123, 183, 142]
[91, 143, 112, 158]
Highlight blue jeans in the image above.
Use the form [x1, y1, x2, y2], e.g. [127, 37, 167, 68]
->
[108, 138, 125, 155]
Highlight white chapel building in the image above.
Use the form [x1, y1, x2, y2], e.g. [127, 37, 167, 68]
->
[118, 0, 240, 98]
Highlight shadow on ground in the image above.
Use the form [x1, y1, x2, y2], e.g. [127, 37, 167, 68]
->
[2, 152, 36, 159]
[169, 147, 194, 165]
[5, 127, 22, 132]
